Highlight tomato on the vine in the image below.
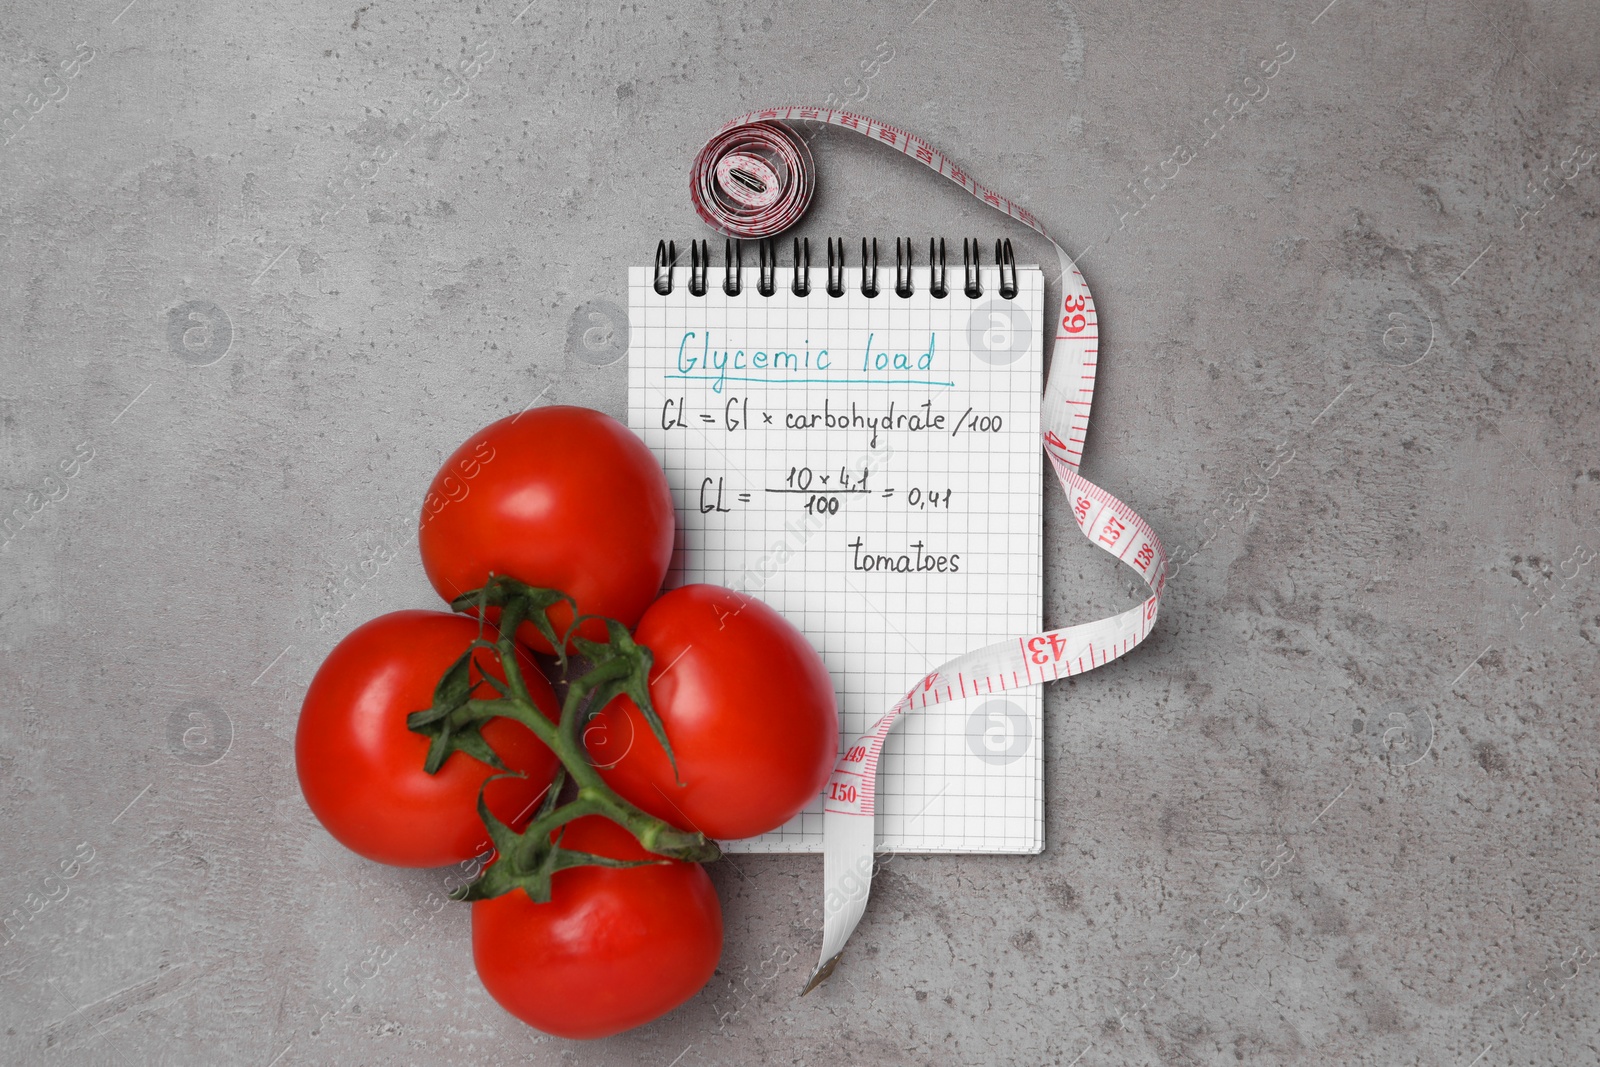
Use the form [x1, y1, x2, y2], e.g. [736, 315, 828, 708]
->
[585, 584, 838, 840]
[417, 406, 676, 648]
[295, 611, 560, 867]
[471, 815, 722, 1039]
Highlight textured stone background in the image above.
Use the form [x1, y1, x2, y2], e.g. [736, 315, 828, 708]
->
[2, 0, 1598, 1064]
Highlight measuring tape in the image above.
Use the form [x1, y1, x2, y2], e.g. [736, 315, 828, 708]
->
[691, 107, 1168, 992]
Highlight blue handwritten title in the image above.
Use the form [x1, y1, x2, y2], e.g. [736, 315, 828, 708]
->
[669, 331, 949, 393]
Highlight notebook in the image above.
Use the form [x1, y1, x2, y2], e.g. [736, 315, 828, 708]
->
[627, 243, 1044, 853]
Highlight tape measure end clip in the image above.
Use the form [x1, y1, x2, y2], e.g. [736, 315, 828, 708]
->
[799, 952, 844, 996]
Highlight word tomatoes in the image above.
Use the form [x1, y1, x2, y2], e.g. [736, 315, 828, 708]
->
[585, 584, 838, 840]
[295, 610, 560, 867]
[471, 815, 722, 1039]
[417, 406, 676, 648]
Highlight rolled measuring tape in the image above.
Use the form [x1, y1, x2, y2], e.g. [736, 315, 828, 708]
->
[690, 107, 1168, 992]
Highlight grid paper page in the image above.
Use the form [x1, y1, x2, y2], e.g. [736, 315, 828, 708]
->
[627, 262, 1043, 854]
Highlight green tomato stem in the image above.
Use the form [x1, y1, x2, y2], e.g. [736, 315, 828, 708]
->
[411, 576, 720, 904]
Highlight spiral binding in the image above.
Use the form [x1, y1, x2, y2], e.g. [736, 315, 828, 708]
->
[651, 237, 1019, 300]
[792, 238, 811, 297]
[723, 238, 741, 296]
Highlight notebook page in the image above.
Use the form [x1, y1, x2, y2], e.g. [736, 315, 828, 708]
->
[627, 263, 1043, 853]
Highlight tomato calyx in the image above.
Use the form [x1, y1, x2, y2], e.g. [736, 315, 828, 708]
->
[406, 646, 517, 776]
[455, 770, 662, 903]
[405, 575, 720, 902]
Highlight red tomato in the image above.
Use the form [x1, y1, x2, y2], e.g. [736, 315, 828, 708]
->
[417, 406, 676, 647]
[472, 815, 722, 1039]
[585, 585, 838, 840]
[295, 611, 560, 867]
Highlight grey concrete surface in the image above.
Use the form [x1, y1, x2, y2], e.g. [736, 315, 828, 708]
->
[1, 0, 1597, 1063]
